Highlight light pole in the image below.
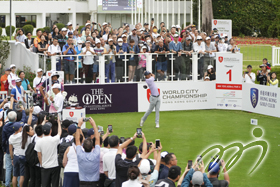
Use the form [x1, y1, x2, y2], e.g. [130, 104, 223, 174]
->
[10, 0, 12, 40]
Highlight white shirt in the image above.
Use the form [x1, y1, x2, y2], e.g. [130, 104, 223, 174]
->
[101, 147, 110, 155]
[218, 43, 227, 52]
[122, 179, 142, 187]
[8, 72, 18, 90]
[103, 148, 118, 179]
[243, 72, 256, 84]
[9, 132, 25, 156]
[82, 47, 94, 65]
[193, 42, 206, 55]
[102, 34, 108, 41]
[33, 76, 45, 89]
[34, 134, 60, 169]
[64, 145, 79, 173]
[48, 44, 61, 55]
[53, 92, 64, 113]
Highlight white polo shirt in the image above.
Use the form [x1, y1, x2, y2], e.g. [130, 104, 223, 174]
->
[53, 92, 64, 113]
[48, 44, 61, 55]
[243, 72, 256, 84]
[82, 47, 94, 65]
[103, 148, 118, 179]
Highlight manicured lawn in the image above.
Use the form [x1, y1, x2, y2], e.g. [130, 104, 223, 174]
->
[85, 110, 279, 187]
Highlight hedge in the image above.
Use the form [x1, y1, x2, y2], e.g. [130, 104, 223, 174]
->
[0, 27, 2, 36]
[25, 21, 36, 27]
[5, 26, 15, 36]
[43, 26, 51, 33]
[22, 25, 34, 34]
[56, 23, 65, 30]
[78, 25, 84, 33]
[36, 28, 45, 33]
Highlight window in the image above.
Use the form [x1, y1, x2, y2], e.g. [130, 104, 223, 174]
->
[16, 15, 36, 28]
[0, 15, 5, 28]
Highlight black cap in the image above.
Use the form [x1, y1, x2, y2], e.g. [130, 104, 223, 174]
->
[144, 23, 149, 26]
[42, 123, 52, 135]
[247, 65, 252, 68]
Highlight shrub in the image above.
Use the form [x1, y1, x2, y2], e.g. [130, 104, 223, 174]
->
[43, 26, 51, 33]
[25, 21, 36, 27]
[15, 28, 20, 34]
[5, 25, 15, 36]
[22, 25, 34, 34]
[56, 23, 65, 30]
[16, 66, 36, 88]
[0, 36, 10, 73]
[36, 28, 45, 33]
[78, 25, 84, 33]
[0, 27, 2, 36]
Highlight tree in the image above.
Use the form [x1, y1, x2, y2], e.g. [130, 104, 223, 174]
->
[202, 0, 213, 35]
[0, 36, 10, 73]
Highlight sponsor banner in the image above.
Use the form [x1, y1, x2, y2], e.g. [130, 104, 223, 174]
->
[62, 108, 86, 128]
[216, 98, 242, 110]
[242, 83, 280, 118]
[212, 19, 232, 39]
[138, 81, 216, 112]
[216, 83, 242, 90]
[216, 90, 243, 98]
[64, 83, 138, 114]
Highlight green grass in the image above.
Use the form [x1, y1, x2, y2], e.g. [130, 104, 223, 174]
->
[85, 110, 279, 187]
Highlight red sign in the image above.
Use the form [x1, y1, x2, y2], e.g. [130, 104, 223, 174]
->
[216, 84, 242, 90]
[48, 72, 52, 77]
[214, 20, 217, 25]
[69, 111, 74, 117]
[218, 56, 223, 63]
[147, 89, 160, 102]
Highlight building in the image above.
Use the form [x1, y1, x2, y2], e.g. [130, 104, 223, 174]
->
[0, 0, 192, 36]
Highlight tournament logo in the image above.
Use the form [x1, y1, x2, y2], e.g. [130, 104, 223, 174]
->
[250, 88, 258, 108]
[69, 112, 74, 117]
[214, 20, 217, 25]
[147, 89, 160, 103]
[218, 56, 223, 63]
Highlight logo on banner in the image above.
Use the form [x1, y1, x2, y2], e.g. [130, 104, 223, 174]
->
[218, 56, 223, 63]
[147, 89, 160, 102]
[214, 20, 217, 25]
[250, 88, 259, 108]
[69, 112, 74, 117]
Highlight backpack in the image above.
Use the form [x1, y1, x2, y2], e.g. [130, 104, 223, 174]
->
[25, 138, 39, 167]
[58, 137, 74, 167]
[4, 74, 12, 91]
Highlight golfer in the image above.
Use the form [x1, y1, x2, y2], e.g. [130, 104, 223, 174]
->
[140, 71, 161, 128]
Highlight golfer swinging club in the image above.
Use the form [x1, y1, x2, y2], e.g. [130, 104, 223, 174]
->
[140, 71, 161, 128]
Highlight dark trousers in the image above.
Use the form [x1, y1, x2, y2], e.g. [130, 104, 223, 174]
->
[173, 55, 182, 80]
[116, 58, 124, 82]
[80, 181, 99, 187]
[0, 148, 3, 182]
[99, 173, 106, 187]
[23, 163, 30, 187]
[41, 167, 60, 187]
[83, 64, 93, 83]
[27, 166, 41, 187]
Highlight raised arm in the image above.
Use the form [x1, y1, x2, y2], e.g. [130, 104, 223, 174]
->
[89, 117, 99, 146]
[117, 132, 137, 155]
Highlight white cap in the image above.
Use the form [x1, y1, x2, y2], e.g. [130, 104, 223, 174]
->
[33, 106, 42, 115]
[174, 34, 179, 38]
[171, 25, 176, 28]
[77, 40, 83, 44]
[15, 78, 22, 83]
[61, 28, 67, 32]
[85, 23, 90, 26]
[186, 36, 192, 40]
[4, 103, 10, 109]
[205, 76, 210, 80]
[51, 71, 60, 78]
[142, 46, 147, 49]
[156, 34, 161, 38]
[196, 36, 202, 40]
[117, 38, 123, 42]
[121, 34, 127, 38]
[67, 22, 72, 26]
[161, 151, 169, 158]
[95, 39, 101, 44]
[37, 68, 43, 73]
[176, 25, 181, 29]
[85, 40, 91, 43]
[206, 37, 211, 40]
[102, 22, 107, 26]
[52, 83, 61, 89]
[132, 27, 136, 31]
[207, 65, 213, 70]
[139, 159, 150, 174]
[10, 64, 16, 69]
[108, 38, 113, 42]
[214, 35, 219, 38]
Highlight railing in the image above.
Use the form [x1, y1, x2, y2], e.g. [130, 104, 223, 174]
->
[0, 90, 33, 109]
[272, 46, 280, 66]
[239, 44, 272, 63]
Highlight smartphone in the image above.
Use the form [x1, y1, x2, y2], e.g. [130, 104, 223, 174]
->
[108, 125, 113, 133]
[245, 72, 249, 74]
[120, 137, 125, 143]
[156, 139, 160, 149]
[137, 128, 142, 138]
[100, 131, 104, 136]
[7, 96, 10, 101]
[83, 117, 90, 122]
[149, 142, 153, 146]
[151, 18, 154, 21]
[188, 160, 193, 169]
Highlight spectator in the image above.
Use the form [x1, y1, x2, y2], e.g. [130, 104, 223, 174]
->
[204, 65, 216, 81]
[181, 36, 193, 80]
[14, 28, 27, 43]
[62, 37, 77, 84]
[9, 121, 25, 187]
[193, 35, 205, 79]
[34, 29, 42, 49]
[46, 33, 53, 46]
[34, 118, 62, 187]
[267, 72, 279, 87]
[180, 161, 213, 187]
[81, 28, 93, 43]
[24, 32, 34, 49]
[128, 28, 139, 45]
[8, 64, 19, 95]
[1, 68, 11, 91]
[48, 37, 62, 71]
[169, 34, 183, 80]
[66, 22, 74, 36]
[10, 78, 27, 109]
[144, 35, 153, 52]
[262, 58, 271, 71]
[60, 120, 72, 138]
[155, 166, 181, 187]
[121, 166, 142, 187]
[82, 40, 95, 82]
[227, 38, 239, 53]
[155, 40, 169, 80]
[218, 38, 227, 52]
[224, 35, 229, 44]
[116, 38, 128, 82]
[137, 46, 148, 81]
[18, 71, 33, 91]
[80, 21, 91, 34]
[158, 153, 177, 180]
[102, 26, 110, 42]
[38, 35, 48, 55]
[33, 68, 45, 92]
[93, 39, 106, 83]
[105, 38, 117, 83]
[57, 28, 68, 50]
[243, 65, 256, 84]
[52, 27, 60, 39]
[204, 37, 217, 70]
[128, 39, 139, 81]
[207, 160, 229, 187]
[75, 117, 100, 187]
[39, 71, 62, 98]
[257, 64, 268, 85]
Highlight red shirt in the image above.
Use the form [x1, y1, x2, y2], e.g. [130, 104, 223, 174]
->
[1, 74, 8, 91]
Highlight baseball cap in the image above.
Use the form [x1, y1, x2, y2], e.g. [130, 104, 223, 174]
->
[51, 71, 60, 78]
[61, 28, 67, 32]
[168, 166, 181, 180]
[206, 37, 211, 40]
[95, 39, 101, 44]
[144, 71, 152, 76]
[186, 36, 192, 40]
[192, 171, 204, 185]
[68, 32, 73, 35]
[117, 38, 123, 42]
[123, 30, 127, 33]
[37, 68, 43, 73]
[173, 34, 179, 38]
[85, 23, 90, 26]
[42, 123, 52, 135]
[67, 22, 72, 26]
[132, 27, 136, 31]
[87, 128, 94, 136]
[247, 65, 252, 68]
[142, 46, 147, 49]
[13, 122, 23, 131]
[207, 65, 213, 70]
[213, 28, 218, 31]
[85, 40, 91, 43]
[5, 68, 11, 71]
[260, 64, 267, 68]
[52, 83, 61, 89]
[33, 106, 42, 115]
[144, 23, 149, 26]
[191, 24, 196, 28]
[205, 76, 210, 80]
[15, 78, 22, 83]
[208, 162, 220, 173]
[176, 25, 181, 29]
[139, 159, 151, 174]
[108, 38, 113, 42]
[10, 64, 16, 69]
[196, 36, 202, 40]
[68, 124, 77, 135]
[171, 25, 176, 28]
[121, 34, 127, 38]
[214, 35, 219, 39]
[77, 40, 83, 44]
[102, 22, 107, 26]
[4, 103, 10, 109]
[161, 151, 169, 159]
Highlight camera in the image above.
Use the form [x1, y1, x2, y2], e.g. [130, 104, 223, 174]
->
[110, 45, 114, 49]
[211, 155, 222, 166]
[83, 117, 90, 122]
[120, 47, 122, 51]
[46, 113, 58, 121]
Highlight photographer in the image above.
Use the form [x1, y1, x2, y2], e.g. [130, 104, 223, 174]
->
[47, 38, 62, 71]
[181, 36, 193, 80]
[62, 38, 77, 84]
[207, 160, 230, 187]
[257, 64, 268, 85]
[44, 83, 64, 114]
[243, 65, 256, 84]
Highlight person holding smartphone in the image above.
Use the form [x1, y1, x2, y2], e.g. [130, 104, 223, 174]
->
[140, 71, 161, 128]
[243, 65, 256, 84]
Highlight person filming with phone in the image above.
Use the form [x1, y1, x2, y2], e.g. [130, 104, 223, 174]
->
[207, 160, 230, 187]
[243, 65, 256, 84]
